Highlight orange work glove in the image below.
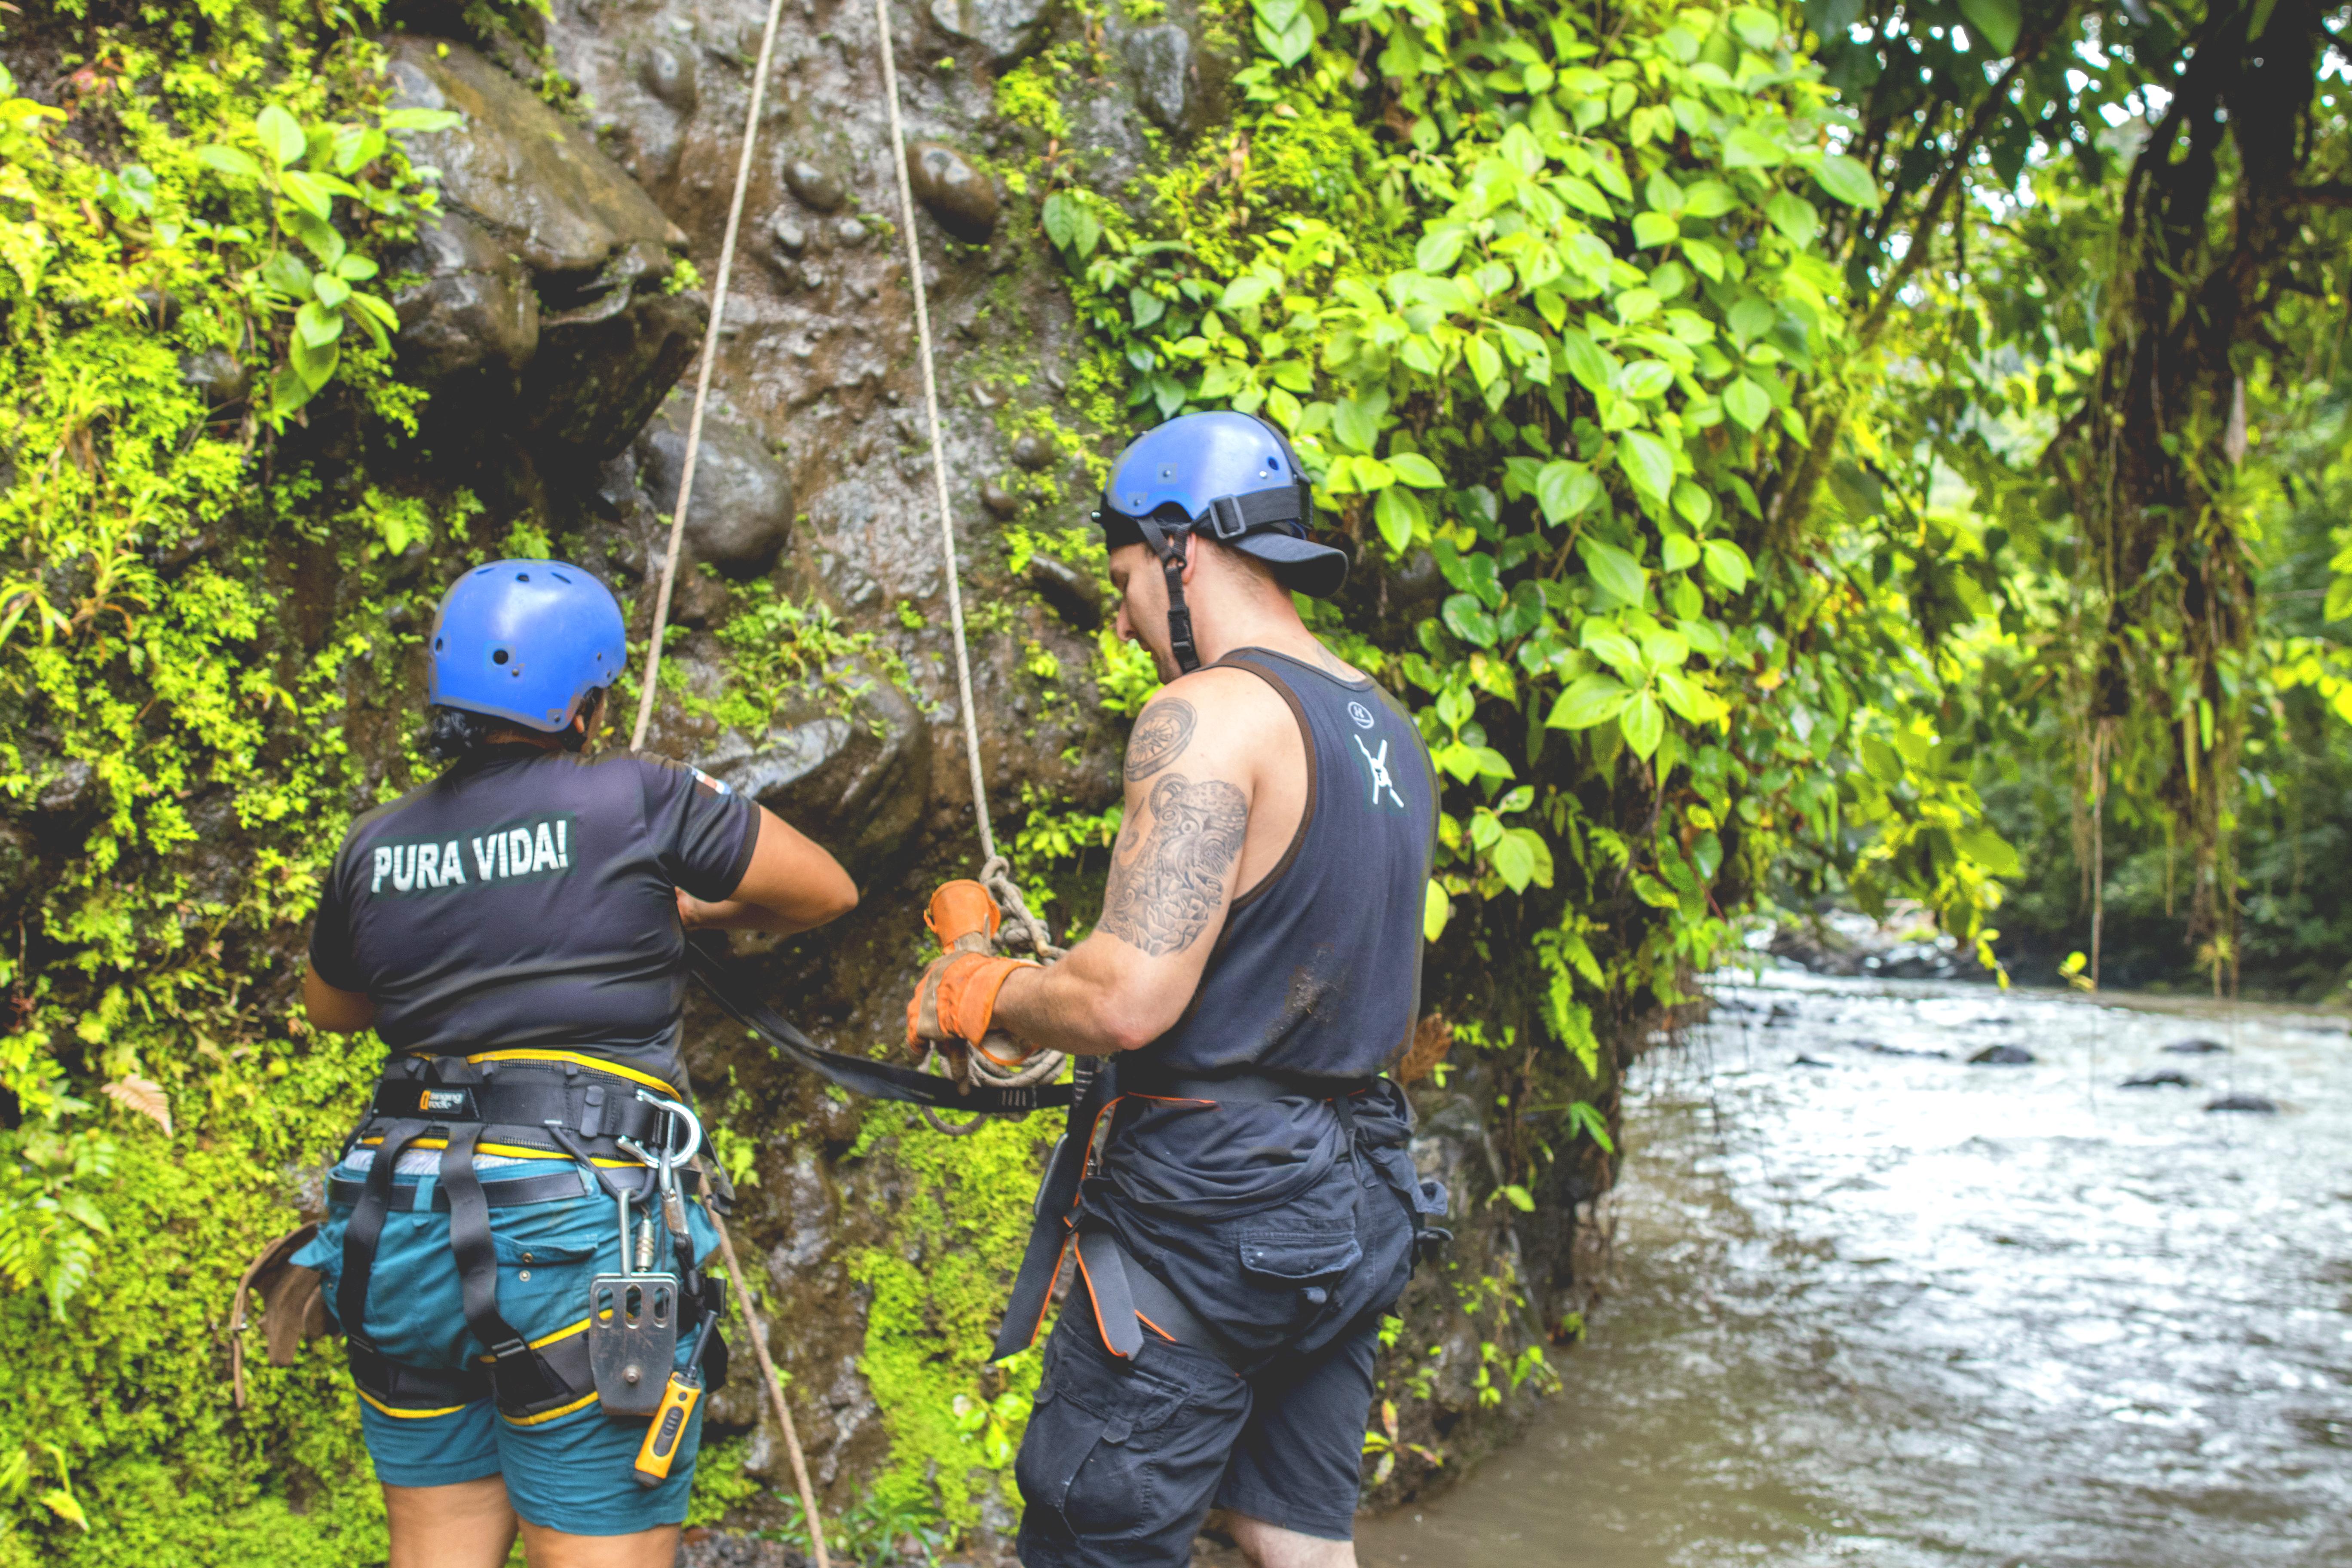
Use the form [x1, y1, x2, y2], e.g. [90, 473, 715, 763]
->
[906, 952, 1038, 1056]
[925, 881, 1000, 950]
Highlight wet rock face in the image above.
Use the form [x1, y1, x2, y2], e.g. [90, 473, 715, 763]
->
[905, 141, 998, 243]
[698, 668, 932, 881]
[1125, 23, 1196, 131]
[394, 211, 541, 383]
[638, 40, 698, 109]
[929, 0, 1059, 67]
[386, 36, 702, 456]
[635, 401, 796, 576]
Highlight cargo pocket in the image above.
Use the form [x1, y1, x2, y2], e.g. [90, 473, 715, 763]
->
[487, 1197, 605, 1345]
[1230, 1226, 1361, 1335]
[1015, 1326, 1191, 1541]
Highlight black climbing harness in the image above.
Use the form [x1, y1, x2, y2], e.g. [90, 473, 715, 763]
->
[337, 1057, 726, 1426]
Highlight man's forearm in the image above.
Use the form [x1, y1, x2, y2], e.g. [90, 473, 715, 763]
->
[993, 949, 1151, 1057]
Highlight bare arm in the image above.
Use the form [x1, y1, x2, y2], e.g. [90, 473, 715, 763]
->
[678, 804, 859, 935]
[990, 686, 1255, 1055]
[303, 962, 378, 1035]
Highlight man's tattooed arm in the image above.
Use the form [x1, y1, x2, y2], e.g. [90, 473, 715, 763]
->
[1096, 772, 1249, 956]
[1124, 698, 1196, 781]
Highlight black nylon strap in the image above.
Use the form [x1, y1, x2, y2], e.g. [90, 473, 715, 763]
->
[338, 1118, 429, 1349]
[992, 1058, 1115, 1361]
[367, 1077, 665, 1144]
[326, 1164, 684, 1213]
[440, 1124, 531, 1362]
[1202, 484, 1305, 540]
[346, 1340, 489, 1410]
[1075, 1229, 1143, 1360]
[686, 942, 1073, 1115]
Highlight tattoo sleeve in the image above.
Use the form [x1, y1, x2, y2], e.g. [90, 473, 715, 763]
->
[1123, 698, 1196, 782]
[1097, 773, 1248, 956]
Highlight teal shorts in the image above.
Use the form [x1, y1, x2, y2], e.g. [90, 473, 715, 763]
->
[295, 1151, 720, 1537]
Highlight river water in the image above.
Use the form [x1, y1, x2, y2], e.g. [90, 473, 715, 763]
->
[1355, 973, 2352, 1568]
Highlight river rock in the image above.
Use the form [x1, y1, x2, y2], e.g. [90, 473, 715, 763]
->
[1010, 430, 1054, 470]
[1125, 23, 1197, 131]
[1027, 554, 1102, 630]
[700, 667, 932, 879]
[2122, 1069, 2194, 1088]
[637, 40, 697, 109]
[784, 158, 846, 214]
[180, 347, 249, 407]
[980, 478, 1022, 518]
[769, 213, 810, 258]
[386, 37, 702, 454]
[393, 210, 540, 383]
[2163, 1038, 2229, 1054]
[1968, 1044, 2035, 1066]
[928, 0, 1058, 67]
[2205, 1094, 2279, 1114]
[636, 403, 795, 576]
[905, 142, 998, 243]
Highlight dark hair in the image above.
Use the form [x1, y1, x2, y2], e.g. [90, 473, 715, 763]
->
[422, 690, 606, 763]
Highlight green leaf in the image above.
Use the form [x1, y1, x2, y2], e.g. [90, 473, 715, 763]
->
[259, 250, 314, 299]
[1375, 487, 1422, 552]
[1662, 532, 1700, 572]
[1415, 227, 1468, 273]
[1534, 460, 1602, 525]
[1723, 376, 1771, 430]
[295, 299, 344, 348]
[380, 107, 465, 133]
[1721, 127, 1786, 168]
[1727, 294, 1775, 343]
[1682, 180, 1736, 217]
[335, 254, 380, 281]
[1670, 479, 1713, 527]
[1956, 0, 2021, 54]
[1129, 288, 1166, 329]
[1764, 191, 1819, 246]
[1955, 825, 2024, 877]
[312, 273, 351, 309]
[1618, 691, 1665, 758]
[278, 168, 335, 220]
[1221, 272, 1274, 310]
[1256, 7, 1315, 66]
[255, 104, 307, 169]
[1702, 537, 1753, 593]
[1464, 333, 1503, 390]
[1580, 537, 1647, 604]
[197, 145, 262, 184]
[1041, 192, 1078, 249]
[1442, 593, 1500, 648]
[1423, 879, 1452, 941]
[1620, 359, 1674, 400]
[1387, 451, 1444, 488]
[1547, 674, 1631, 729]
[1632, 209, 1681, 248]
[1333, 395, 1384, 453]
[1616, 430, 1675, 505]
[1493, 832, 1536, 892]
[1556, 330, 1614, 393]
[1812, 154, 1882, 209]
[1499, 1183, 1536, 1213]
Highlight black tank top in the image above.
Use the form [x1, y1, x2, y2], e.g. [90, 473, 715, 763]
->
[1134, 648, 1439, 1079]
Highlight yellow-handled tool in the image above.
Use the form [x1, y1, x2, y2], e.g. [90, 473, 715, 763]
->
[633, 1311, 718, 1488]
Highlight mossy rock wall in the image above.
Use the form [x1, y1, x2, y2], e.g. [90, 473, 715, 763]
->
[0, 1, 1620, 1560]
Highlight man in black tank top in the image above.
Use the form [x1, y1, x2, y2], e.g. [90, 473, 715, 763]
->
[908, 414, 1446, 1568]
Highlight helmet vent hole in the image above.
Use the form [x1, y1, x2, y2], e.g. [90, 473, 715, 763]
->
[516, 572, 531, 582]
[492, 648, 510, 665]
[434, 637, 443, 651]
[551, 571, 570, 583]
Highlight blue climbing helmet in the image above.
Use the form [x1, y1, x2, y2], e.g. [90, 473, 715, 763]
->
[426, 559, 627, 732]
[1095, 411, 1350, 672]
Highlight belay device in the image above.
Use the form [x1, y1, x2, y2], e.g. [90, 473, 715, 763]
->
[590, 1092, 701, 1420]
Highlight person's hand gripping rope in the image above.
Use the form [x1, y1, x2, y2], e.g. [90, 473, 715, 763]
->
[905, 881, 1039, 1069]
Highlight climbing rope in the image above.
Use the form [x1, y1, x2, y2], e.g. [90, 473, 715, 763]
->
[874, 0, 1071, 1131]
[617, 1, 829, 1560]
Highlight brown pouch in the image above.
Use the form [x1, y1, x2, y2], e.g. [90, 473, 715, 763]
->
[229, 1223, 333, 1409]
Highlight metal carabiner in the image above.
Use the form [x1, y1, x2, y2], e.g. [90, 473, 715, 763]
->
[634, 1090, 702, 1242]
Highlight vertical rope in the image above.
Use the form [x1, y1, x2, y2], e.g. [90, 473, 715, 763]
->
[874, 0, 998, 864]
[711, 1212, 830, 1568]
[628, 0, 794, 753]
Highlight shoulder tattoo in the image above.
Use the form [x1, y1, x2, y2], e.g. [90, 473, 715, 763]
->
[1098, 773, 1248, 957]
[1123, 698, 1197, 782]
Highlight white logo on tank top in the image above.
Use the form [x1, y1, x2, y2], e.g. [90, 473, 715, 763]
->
[1354, 735, 1406, 810]
[1348, 701, 1375, 729]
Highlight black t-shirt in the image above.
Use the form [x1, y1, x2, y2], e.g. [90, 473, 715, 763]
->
[309, 745, 758, 1088]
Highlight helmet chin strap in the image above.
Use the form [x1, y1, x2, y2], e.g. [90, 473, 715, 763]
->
[1133, 517, 1202, 675]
